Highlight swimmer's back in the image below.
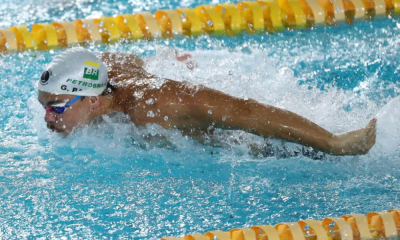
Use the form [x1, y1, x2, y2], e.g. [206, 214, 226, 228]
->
[99, 52, 153, 83]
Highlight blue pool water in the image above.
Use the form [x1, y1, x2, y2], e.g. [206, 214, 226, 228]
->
[1, 0, 400, 239]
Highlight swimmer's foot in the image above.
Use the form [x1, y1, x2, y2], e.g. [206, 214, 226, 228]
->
[329, 118, 377, 155]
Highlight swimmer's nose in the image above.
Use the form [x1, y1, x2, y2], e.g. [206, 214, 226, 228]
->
[44, 109, 57, 123]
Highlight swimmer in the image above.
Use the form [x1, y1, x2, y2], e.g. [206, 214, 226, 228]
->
[37, 48, 376, 156]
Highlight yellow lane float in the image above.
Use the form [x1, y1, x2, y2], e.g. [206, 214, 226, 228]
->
[0, 0, 398, 53]
[154, 209, 400, 240]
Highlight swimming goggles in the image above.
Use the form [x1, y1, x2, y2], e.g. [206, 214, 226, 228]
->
[46, 96, 82, 114]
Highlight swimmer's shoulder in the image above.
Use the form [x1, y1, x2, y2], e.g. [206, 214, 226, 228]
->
[98, 52, 145, 69]
[98, 52, 155, 87]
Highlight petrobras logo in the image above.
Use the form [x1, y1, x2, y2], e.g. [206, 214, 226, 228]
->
[83, 61, 100, 80]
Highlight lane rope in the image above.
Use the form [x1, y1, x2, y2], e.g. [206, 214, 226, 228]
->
[1, 0, 399, 53]
[157, 209, 400, 240]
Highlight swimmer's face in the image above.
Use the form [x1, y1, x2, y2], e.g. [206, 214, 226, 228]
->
[38, 91, 93, 136]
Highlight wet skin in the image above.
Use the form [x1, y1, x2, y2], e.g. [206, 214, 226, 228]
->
[38, 52, 376, 156]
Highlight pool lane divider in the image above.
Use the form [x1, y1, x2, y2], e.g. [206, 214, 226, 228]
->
[1, 0, 400, 53]
[154, 209, 400, 240]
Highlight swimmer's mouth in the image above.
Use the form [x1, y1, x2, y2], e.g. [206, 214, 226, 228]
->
[47, 123, 64, 133]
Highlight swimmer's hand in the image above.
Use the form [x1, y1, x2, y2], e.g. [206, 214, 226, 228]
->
[329, 118, 377, 155]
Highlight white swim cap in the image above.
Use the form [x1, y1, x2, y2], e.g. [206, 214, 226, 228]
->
[38, 47, 108, 96]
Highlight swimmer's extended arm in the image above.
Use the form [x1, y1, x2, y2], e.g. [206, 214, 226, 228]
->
[131, 80, 376, 156]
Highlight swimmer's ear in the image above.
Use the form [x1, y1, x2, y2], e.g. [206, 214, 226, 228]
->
[89, 96, 101, 110]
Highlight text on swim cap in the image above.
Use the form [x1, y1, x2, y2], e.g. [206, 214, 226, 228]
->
[83, 61, 100, 80]
[61, 85, 81, 92]
[66, 78, 106, 88]
[83, 67, 99, 80]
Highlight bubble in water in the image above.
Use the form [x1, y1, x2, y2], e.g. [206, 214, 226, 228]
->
[164, 116, 168, 121]
[147, 111, 155, 117]
[145, 98, 154, 105]
[208, 110, 212, 114]
[62, 125, 66, 129]
[222, 116, 227, 122]
[134, 91, 144, 99]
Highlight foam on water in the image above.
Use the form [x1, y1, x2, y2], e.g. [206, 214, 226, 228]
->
[375, 96, 400, 154]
